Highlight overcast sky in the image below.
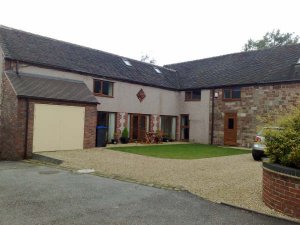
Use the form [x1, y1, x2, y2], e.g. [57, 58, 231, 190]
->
[1, 0, 300, 65]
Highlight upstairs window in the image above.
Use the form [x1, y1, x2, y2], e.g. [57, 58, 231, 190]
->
[185, 90, 201, 101]
[223, 87, 241, 100]
[94, 79, 114, 97]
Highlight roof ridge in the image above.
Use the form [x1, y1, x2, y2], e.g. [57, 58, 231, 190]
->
[165, 43, 300, 67]
[2, 25, 300, 90]
[0, 25, 172, 71]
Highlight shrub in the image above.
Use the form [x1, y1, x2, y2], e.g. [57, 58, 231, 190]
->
[265, 107, 300, 169]
[121, 127, 129, 138]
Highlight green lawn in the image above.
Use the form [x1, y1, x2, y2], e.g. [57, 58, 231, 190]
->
[108, 144, 250, 159]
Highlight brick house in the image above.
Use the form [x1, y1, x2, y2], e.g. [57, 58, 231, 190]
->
[1, 25, 300, 160]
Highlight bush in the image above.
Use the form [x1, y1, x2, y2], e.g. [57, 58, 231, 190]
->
[121, 127, 129, 138]
[265, 107, 300, 169]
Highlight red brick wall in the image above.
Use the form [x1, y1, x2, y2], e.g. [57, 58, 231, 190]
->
[0, 74, 20, 160]
[213, 83, 300, 147]
[149, 115, 155, 132]
[263, 167, 300, 219]
[116, 112, 122, 137]
[0, 76, 97, 160]
[83, 104, 97, 148]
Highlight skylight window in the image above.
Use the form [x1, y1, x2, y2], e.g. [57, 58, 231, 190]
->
[122, 58, 132, 66]
[153, 67, 162, 74]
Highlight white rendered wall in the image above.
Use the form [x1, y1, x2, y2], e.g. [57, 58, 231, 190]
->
[20, 64, 211, 144]
[179, 90, 210, 144]
[19, 64, 180, 116]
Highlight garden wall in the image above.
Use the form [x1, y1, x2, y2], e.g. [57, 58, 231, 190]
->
[263, 163, 300, 219]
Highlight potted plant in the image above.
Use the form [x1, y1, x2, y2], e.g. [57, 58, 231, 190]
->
[155, 129, 163, 143]
[162, 134, 170, 142]
[120, 127, 129, 144]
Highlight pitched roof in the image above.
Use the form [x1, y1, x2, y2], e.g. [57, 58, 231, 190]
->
[0, 26, 179, 90]
[5, 71, 98, 104]
[1, 25, 300, 90]
[165, 45, 300, 89]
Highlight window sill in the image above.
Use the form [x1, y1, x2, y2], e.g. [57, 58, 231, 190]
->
[94, 93, 114, 98]
[222, 98, 241, 102]
[185, 99, 201, 102]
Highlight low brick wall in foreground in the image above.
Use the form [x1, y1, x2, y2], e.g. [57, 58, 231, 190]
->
[263, 162, 300, 219]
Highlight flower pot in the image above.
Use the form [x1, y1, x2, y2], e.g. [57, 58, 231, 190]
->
[162, 137, 169, 142]
[111, 139, 118, 144]
[120, 137, 129, 144]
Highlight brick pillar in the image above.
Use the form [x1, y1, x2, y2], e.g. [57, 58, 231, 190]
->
[150, 114, 160, 132]
[150, 115, 154, 132]
[116, 112, 128, 139]
[176, 116, 180, 141]
[156, 115, 160, 131]
[116, 113, 121, 138]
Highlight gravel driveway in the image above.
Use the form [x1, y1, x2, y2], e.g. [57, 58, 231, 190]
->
[2, 161, 296, 225]
[37, 148, 294, 221]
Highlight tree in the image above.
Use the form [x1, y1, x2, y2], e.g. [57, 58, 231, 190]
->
[141, 54, 156, 64]
[243, 29, 299, 51]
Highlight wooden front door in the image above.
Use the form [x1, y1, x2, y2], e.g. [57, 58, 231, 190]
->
[224, 113, 237, 146]
[180, 115, 189, 140]
[130, 114, 146, 142]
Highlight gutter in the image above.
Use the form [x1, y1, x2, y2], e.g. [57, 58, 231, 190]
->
[16, 60, 19, 75]
[4, 58, 179, 91]
[180, 78, 300, 91]
[5, 58, 300, 91]
[17, 96, 99, 105]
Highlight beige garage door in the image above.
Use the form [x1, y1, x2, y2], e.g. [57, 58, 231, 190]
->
[33, 104, 85, 152]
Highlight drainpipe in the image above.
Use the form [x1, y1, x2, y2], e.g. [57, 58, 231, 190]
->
[210, 89, 215, 145]
[23, 98, 29, 159]
[16, 61, 19, 75]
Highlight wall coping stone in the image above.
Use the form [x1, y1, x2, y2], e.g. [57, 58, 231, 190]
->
[263, 162, 300, 178]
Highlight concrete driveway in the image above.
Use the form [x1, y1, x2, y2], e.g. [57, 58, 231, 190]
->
[0, 161, 297, 225]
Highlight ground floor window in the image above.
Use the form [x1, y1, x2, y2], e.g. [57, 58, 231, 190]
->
[97, 111, 116, 143]
[160, 116, 176, 140]
[180, 115, 189, 140]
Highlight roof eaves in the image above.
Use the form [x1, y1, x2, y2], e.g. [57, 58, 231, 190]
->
[4, 58, 180, 91]
[17, 95, 99, 105]
[180, 79, 300, 90]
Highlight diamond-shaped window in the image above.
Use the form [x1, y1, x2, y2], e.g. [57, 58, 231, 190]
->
[137, 89, 146, 102]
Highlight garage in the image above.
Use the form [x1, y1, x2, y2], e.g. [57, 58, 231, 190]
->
[33, 104, 85, 152]
[2, 72, 98, 159]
